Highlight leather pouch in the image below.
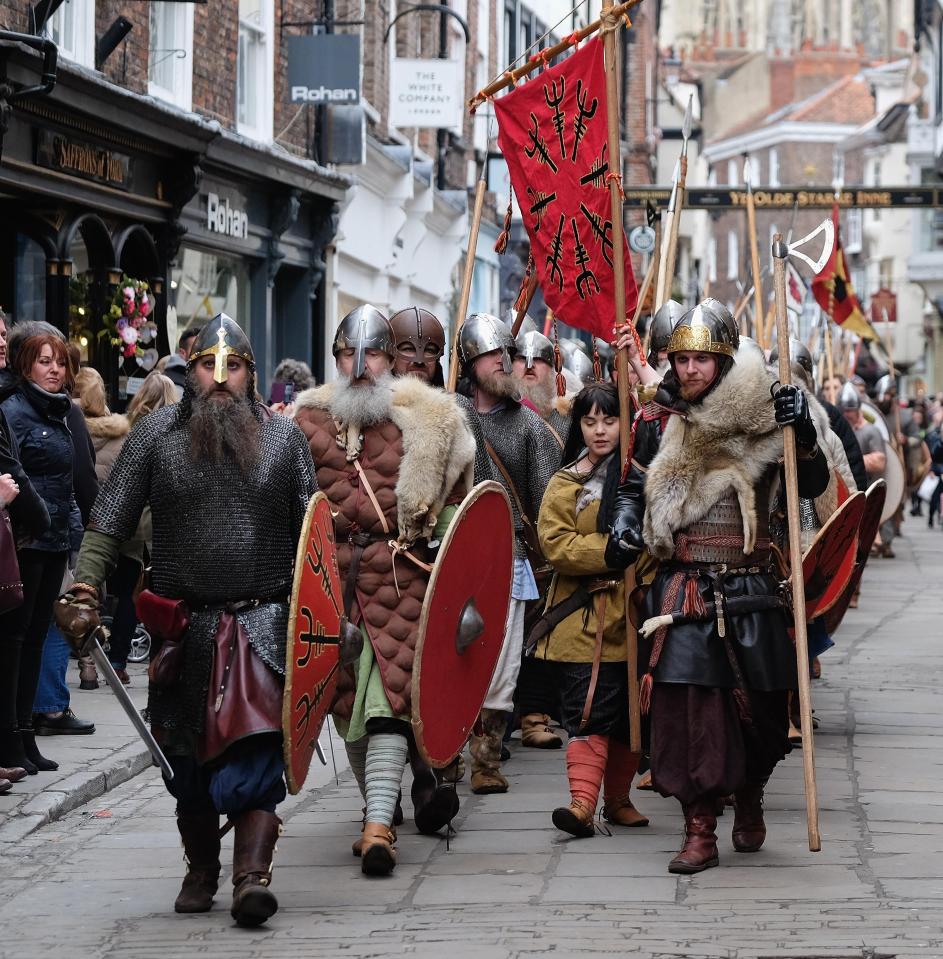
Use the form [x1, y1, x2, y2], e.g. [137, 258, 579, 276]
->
[136, 589, 190, 688]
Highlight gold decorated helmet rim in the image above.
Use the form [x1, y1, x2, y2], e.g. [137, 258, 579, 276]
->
[666, 324, 736, 357]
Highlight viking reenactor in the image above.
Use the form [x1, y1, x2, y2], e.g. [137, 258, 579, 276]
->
[292, 305, 476, 876]
[840, 382, 888, 552]
[646, 300, 686, 373]
[608, 300, 830, 875]
[55, 314, 315, 926]
[535, 381, 649, 836]
[458, 313, 559, 793]
[513, 329, 571, 445]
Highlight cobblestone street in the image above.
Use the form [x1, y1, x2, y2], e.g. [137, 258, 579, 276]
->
[2, 521, 943, 958]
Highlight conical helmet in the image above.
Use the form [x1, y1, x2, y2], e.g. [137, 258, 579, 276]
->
[187, 313, 254, 384]
[565, 348, 596, 386]
[389, 307, 445, 358]
[459, 313, 515, 373]
[769, 338, 814, 378]
[838, 381, 861, 411]
[647, 300, 686, 365]
[333, 305, 394, 379]
[504, 309, 538, 336]
[515, 330, 554, 369]
[667, 298, 739, 358]
[874, 373, 896, 401]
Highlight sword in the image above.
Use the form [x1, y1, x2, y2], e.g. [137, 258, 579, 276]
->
[82, 626, 174, 781]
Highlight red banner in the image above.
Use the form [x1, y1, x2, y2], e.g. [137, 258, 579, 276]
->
[494, 39, 637, 341]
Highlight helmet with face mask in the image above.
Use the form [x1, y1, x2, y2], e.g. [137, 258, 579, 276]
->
[459, 313, 516, 374]
[515, 330, 554, 369]
[187, 313, 255, 384]
[332, 305, 395, 379]
[389, 307, 445, 362]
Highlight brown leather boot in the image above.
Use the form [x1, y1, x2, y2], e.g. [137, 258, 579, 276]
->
[352, 824, 395, 858]
[521, 713, 563, 749]
[732, 782, 767, 852]
[470, 709, 509, 795]
[668, 801, 719, 874]
[551, 799, 596, 838]
[360, 822, 397, 876]
[0, 765, 27, 783]
[602, 795, 650, 827]
[174, 812, 221, 914]
[230, 810, 281, 927]
[78, 654, 99, 691]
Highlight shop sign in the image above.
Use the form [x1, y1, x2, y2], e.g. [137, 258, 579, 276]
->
[206, 192, 249, 240]
[624, 186, 940, 210]
[390, 59, 463, 130]
[870, 287, 897, 325]
[287, 35, 360, 104]
[35, 130, 132, 190]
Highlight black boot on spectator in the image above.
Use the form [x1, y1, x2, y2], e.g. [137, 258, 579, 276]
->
[0, 729, 37, 776]
[33, 708, 95, 736]
[19, 726, 59, 772]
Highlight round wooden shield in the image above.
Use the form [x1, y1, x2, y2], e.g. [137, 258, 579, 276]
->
[283, 492, 344, 795]
[802, 491, 865, 620]
[862, 401, 890, 441]
[822, 480, 886, 636]
[880, 441, 905, 525]
[411, 481, 514, 768]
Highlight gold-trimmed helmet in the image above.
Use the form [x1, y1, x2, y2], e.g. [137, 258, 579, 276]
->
[667, 298, 739, 359]
[187, 313, 255, 384]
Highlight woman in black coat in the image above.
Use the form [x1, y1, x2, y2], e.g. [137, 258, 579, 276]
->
[0, 333, 79, 774]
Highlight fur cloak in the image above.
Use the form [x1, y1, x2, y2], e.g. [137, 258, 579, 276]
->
[293, 375, 476, 542]
[643, 348, 785, 560]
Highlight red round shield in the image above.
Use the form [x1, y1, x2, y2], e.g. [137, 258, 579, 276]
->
[283, 492, 344, 795]
[823, 480, 887, 635]
[802, 491, 865, 620]
[411, 482, 514, 767]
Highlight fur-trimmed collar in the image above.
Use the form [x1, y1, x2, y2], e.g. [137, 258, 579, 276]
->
[643, 348, 782, 559]
[84, 412, 130, 440]
[294, 376, 476, 543]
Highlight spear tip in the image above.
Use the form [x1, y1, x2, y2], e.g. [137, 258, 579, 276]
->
[682, 94, 693, 141]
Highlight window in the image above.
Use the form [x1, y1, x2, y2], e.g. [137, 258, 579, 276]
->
[726, 230, 739, 280]
[149, 2, 194, 109]
[237, 0, 275, 142]
[47, 0, 94, 68]
[768, 147, 779, 187]
[726, 159, 738, 185]
[846, 209, 863, 254]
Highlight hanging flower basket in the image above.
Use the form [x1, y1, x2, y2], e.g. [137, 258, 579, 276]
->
[100, 275, 157, 359]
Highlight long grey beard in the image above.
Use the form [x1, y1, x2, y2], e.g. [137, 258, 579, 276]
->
[329, 373, 394, 426]
[519, 377, 555, 418]
[477, 370, 520, 401]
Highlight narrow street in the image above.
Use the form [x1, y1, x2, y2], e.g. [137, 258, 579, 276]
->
[2, 521, 942, 958]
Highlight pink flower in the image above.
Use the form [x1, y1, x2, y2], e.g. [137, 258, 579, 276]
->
[122, 286, 135, 299]
[139, 298, 151, 317]
[120, 325, 139, 346]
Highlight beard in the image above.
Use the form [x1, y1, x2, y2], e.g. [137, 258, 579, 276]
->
[476, 369, 520, 401]
[329, 372, 394, 425]
[187, 380, 261, 471]
[518, 376, 555, 417]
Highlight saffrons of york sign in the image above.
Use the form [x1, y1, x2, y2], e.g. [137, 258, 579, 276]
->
[623, 187, 939, 210]
[35, 130, 132, 190]
[287, 34, 360, 104]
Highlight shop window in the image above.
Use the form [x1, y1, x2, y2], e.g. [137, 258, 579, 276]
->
[707, 237, 717, 284]
[237, 0, 274, 142]
[47, 0, 94, 69]
[149, 2, 194, 110]
[13, 235, 46, 326]
[170, 248, 251, 347]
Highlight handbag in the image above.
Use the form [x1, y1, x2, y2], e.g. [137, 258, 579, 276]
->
[136, 589, 191, 688]
[0, 508, 23, 614]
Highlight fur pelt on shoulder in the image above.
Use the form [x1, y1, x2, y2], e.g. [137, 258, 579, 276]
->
[294, 376, 476, 542]
[83, 412, 130, 441]
[643, 348, 783, 559]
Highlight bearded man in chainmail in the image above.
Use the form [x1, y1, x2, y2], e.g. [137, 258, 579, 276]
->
[293, 305, 476, 877]
[55, 314, 315, 928]
[458, 314, 559, 794]
[513, 329, 571, 446]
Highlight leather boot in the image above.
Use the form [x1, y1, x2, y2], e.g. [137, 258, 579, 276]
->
[0, 765, 28, 783]
[436, 754, 465, 784]
[732, 782, 767, 853]
[602, 795, 649, 827]
[520, 713, 563, 749]
[19, 726, 57, 772]
[351, 824, 395, 858]
[230, 810, 281, 927]
[0, 778, 11, 795]
[174, 812, 222, 913]
[409, 739, 460, 834]
[470, 709, 509, 795]
[551, 799, 595, 838]
[78, 654, 99, 691]
[0, 729, 35, 775]
[360, 822, 397, 876]
[668, 801, 719, 874]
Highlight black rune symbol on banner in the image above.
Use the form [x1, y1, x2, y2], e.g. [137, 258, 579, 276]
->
[580, 143, 609, 189]
[579, 203, 613, 267]
[572, 218, 600, 298]
[572, 80, 598, 162]
[543, 78, 567, 159]
[525, 113, 559, 173]
[527, 186, 557, 231]
[546, 214, 566, 292]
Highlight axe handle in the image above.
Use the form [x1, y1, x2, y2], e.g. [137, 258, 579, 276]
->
[448, 176, 487, 393]
[772, 235, 821, 853]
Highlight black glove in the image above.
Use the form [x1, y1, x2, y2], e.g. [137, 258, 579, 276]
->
[605, 485, 645, 570]
[773, 384, 817, 450]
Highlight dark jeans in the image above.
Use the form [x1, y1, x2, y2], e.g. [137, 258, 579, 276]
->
[0, 548, 68, 731]
[106, 554, 142, 669]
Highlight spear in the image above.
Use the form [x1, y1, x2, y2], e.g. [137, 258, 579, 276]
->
[654, 96, 693, 311]
[744, 157, 767, 349]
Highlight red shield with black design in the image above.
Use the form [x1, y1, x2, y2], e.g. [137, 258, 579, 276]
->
[411, 482, 514, 767]
[802, 491, 865, 618]
[823, 480, 887, 635]
[283, 492, 344, 795]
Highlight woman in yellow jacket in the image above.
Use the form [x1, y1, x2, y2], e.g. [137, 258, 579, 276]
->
[536, 382, 649, 838]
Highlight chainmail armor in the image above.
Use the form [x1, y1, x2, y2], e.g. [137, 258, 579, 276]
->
[456, 393, 496, 485]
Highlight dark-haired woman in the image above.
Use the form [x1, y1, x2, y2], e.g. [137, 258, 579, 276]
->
[536, 382, 650, 837]
[0, 335, 80, 773]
